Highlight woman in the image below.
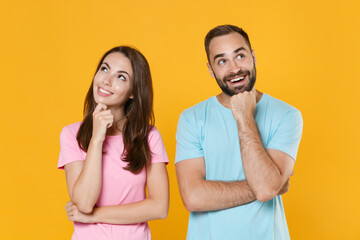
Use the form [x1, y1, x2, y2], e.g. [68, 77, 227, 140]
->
[58, 46, 169, 240]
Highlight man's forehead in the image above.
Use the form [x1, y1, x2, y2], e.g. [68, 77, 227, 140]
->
[209, 32, 251, 57]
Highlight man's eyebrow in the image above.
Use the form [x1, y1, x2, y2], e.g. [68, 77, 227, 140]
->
[213, 47, 248, 62]
[234, 47, 247, 54]
[213, 53, 225, 62]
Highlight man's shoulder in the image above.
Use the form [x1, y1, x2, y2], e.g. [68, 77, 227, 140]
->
[262, 93, 301, 115]
[180, 96, 214, 119]
[261, 93, 303, 127]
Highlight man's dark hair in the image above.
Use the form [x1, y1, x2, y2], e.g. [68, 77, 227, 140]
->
[205, 25, 252, 63]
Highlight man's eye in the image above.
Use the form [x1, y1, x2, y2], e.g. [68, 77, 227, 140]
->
[236, 54, 244, 59]
[218, 59, 226, 65]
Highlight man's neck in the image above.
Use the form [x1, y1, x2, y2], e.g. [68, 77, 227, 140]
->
[216, 90, 263, 109]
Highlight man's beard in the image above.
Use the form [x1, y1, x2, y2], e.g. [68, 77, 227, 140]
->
[214, 66, 257, 96]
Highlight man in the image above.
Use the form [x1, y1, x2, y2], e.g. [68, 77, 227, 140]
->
[175, 25, 303, 240]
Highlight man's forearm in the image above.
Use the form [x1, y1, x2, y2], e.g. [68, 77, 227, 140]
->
[237, 116, 284, 201]
[182, 179, 256, 212]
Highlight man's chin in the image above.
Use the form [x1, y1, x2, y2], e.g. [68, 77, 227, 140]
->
[219, 83, 252, 96]
[233, 86, 249, 94]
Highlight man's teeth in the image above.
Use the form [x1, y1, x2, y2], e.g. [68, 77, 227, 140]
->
[230, 76, 245, 83]
[99, 88, 112, 94]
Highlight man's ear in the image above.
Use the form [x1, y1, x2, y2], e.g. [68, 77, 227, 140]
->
[207, 63, 215, 78]
[252, 50, 257, 66]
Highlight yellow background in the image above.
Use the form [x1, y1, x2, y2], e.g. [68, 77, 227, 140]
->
[1, 0, 359, 239]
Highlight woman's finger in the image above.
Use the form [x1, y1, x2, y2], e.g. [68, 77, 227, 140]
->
[65, 201, 74, 211]
[94, 110, 112, 117]
[93, 103, 107, 114]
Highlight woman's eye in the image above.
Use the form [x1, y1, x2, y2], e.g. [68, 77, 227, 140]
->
[118, 75, 126, 81]
[100, 66, 108, 72]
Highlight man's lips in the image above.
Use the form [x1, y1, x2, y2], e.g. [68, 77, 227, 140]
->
[228, 75, 246, 83]
[225, 74, 247, 86]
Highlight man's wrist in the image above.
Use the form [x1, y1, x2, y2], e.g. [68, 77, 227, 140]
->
[236, 115, 255, 132]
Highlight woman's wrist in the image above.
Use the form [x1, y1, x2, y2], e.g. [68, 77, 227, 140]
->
[89, 207, 100, 223]
[90, 136, 105, 146]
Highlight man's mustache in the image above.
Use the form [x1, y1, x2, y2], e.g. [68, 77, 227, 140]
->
[223, 69, 250, 81]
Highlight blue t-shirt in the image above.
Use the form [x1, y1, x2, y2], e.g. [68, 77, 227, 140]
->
[175, 93, 303, 240]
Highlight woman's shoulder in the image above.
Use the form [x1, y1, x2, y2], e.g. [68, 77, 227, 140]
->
[60, 121, 82, 138]
[148, 125, 162, 140]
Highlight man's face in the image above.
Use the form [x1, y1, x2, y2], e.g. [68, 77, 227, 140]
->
[207, 32, 256, 96]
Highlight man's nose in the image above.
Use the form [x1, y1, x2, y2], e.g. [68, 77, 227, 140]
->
[228, 60, 241, 74]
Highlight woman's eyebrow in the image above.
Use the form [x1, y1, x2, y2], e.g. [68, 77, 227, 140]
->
[103, 62, 111, 70]
[103, 62, 130, 78]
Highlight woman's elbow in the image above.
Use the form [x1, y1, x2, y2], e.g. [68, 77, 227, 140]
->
[72, 194, 96, 213]
[73, 200, 94, 214]
[78, 205, 94, 214]
[153, 201, 169, 219]
[157, 207, 168, 219]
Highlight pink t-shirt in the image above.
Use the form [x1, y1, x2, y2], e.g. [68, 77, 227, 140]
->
[58, 122, 169, 240]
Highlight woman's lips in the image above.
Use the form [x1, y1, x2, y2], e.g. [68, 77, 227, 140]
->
[97, 87, 113, 96]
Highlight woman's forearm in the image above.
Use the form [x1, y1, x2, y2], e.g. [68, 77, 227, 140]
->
[89, 198, 168, 224]
[71, 138, 103, 213]
[88, 163, 169, 224]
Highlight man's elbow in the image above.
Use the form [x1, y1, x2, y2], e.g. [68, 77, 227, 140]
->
[182, 192, 202, 212]
[255, 192, 276, 202]
[254, 185, 281, 202]
[183, 200, 195, 212]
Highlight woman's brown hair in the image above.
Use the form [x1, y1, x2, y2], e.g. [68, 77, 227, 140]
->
[76, 46, 154, 174]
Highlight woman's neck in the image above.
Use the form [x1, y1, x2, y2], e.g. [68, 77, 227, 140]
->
[106, 107, 127, 136]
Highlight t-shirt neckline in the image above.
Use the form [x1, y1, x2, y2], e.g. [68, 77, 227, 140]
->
[212, 93, 267, 112]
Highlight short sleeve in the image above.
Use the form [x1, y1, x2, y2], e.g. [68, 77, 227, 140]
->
[148, 127, 169, 164]
[175, 111, 204, 163]
[58, 125, 86, 169]
[267, 109, 303, 160]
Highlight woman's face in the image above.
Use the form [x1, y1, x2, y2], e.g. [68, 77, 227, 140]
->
[93, 52, 133, 109]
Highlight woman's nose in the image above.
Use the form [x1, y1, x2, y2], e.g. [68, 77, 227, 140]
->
[102, 75, 112, 86]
